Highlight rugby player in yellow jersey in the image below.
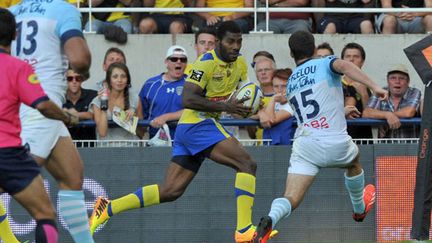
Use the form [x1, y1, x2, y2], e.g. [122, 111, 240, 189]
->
[89, 21, 275, 242]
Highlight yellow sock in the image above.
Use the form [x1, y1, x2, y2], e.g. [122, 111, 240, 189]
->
[0, 201, 19, 243]
[235, 173, 256, 231]
[110, 184, 160, 215]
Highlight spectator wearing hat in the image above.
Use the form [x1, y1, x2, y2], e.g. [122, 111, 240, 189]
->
[136, 45, 187, 139]
[363, 64, 422, 138]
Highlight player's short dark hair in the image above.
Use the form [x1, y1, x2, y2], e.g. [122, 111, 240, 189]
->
[317, 42, 334, 55]
[0, 8, 16, 46]
[341, 42, 366, 60]
[215, 21, 241, 41]
[195, 26, 217, 44]
[289, 31, 315, 62]
[103, 47, 126, 64]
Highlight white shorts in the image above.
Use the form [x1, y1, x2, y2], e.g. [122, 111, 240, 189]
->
[288, 135, 359, 176]
[20, 104, 70, 159]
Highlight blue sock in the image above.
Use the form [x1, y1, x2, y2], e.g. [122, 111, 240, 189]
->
[344, 170, 365, 214]
[268, 197, 292, 228]
[58, 190, 94, 243]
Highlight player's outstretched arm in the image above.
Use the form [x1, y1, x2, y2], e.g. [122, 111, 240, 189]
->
[64, 37, 91, 80]
[332, 59, 388, 100]
[36, 100, 79, 127]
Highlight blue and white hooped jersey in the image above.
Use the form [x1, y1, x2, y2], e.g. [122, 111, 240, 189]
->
[10, 0, 83, 105]
[286, 56, 347, 137]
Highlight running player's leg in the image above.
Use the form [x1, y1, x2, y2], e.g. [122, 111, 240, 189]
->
[254, 174, 315, 243]
[89, 161, 197, 234]
[41, 136, 93, 243]
[13, 175, 58, 243]
[0, 200, 19, 243]
[208, 137, 257, 241]
[344, 152, 366, 215]
[111, 162, 196, 213]
[343, 152, 375, 222]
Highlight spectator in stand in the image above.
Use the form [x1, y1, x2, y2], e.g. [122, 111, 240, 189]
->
[63, 68, 98, 147]
[96, 47, 127, 90]
[316, 42, 334, 57]
[84, 0, 132, 43]
[90, 62, 139, 145]
[136, 45, 187, 140]
[185, 27, 217, 75]
[0, 0, 20, 7]
[194, 27, 217, 57]
[256, 0, 312, 33]
[376, 0, 432, 33]
[341, 43, 372, 139]
[135, 0, 193, 34]
[247, 58, 276, 143]
[251, 50, 275, 69]
[258, 68, 296, 145]
[363, 64, 422, 138]
[195, 0, 253, 33]
[316, 0, 374, 34]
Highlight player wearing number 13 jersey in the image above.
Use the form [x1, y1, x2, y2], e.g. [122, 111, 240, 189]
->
[253, 31, 388, 243]
[10, 1, 94, 242]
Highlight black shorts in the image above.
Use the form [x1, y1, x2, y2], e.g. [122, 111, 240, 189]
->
[142, 13, 193, 33]
[0, 147, 40, 195]
[318, 16, 370, 33]
[171, 145, 215, 173]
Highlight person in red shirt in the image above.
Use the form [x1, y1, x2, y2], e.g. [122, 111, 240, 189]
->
[0, 8, 79, 243]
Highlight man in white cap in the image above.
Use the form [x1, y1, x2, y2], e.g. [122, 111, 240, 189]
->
[135, 45, 188, 140]
[363, 64, 422, 138]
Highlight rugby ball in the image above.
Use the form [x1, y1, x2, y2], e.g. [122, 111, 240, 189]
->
[235, 82, 263, 117]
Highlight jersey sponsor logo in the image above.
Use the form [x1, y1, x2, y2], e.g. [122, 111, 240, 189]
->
[167, 88, 175, 93]
[190, 70, 204, 82]
[176, 86, 183, 96]
[212, 73, 224, 81]
[287, 76, 316, 93]
[27, 73, 40, 84]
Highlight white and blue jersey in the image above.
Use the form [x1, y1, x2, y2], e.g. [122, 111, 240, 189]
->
[287, 56, 347, 137]
[139, 73, 185, 139]
[10, 0, 84, 105]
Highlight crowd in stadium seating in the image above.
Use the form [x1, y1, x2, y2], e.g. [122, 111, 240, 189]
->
[61, 39, 423, 146]
[3, 0, 432, 37]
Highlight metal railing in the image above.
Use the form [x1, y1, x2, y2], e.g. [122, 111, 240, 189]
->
[73, 118, 422, 147]
[77, 117, 422, 127]
[74, 2, 432, 33]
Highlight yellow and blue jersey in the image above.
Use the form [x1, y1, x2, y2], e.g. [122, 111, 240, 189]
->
[179, 49, 248, 124]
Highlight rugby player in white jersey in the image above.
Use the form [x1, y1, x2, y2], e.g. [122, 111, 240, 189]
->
[10, 1, 94, 242]
[254, 31, 388, 243]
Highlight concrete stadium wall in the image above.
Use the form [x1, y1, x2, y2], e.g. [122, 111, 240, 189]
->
[2, 144, 419, 242]
[82, 34, 428, 95]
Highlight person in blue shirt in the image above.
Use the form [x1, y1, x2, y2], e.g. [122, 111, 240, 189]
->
[137, 45, 187, 139]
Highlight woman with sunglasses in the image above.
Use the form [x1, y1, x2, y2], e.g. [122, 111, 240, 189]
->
[63, 68, 98, 147]
[90, 62, 139, 147]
